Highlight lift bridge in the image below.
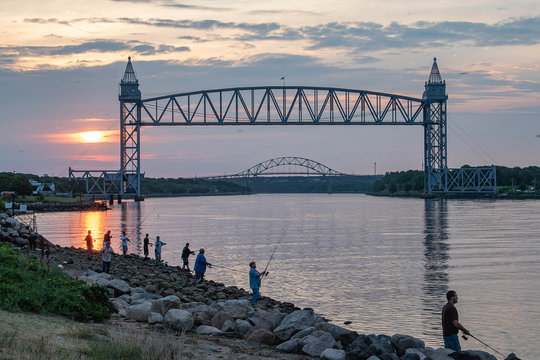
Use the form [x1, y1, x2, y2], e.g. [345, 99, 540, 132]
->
[69, 57, 496, 198]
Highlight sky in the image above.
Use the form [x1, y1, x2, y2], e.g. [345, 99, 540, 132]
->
[0, 0, 539, 178]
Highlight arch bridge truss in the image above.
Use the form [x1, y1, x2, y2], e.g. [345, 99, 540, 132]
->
[69, 58, 496, 197]
[207, 157, 346, 179]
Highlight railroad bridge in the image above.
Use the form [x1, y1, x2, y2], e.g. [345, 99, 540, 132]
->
[69, 58, 496, 198]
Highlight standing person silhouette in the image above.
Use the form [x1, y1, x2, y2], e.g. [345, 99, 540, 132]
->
[120, 231, 131, 255]
[181, 242, 195, 271]
[249, 261, 267, 304]
[194, 248, 211, 283]
[85, 230, 93, 259]
[143, 233, 152, 259]
[442, 290, 470, 352]
[154, 236, 166, 262]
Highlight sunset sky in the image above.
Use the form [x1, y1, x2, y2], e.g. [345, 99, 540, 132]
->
[0, 0, 539, 177]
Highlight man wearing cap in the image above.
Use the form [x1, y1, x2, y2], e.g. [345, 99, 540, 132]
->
[194, 248, 211, 283]
[249, 261, 267, 304]
[181, 242, 195, 271]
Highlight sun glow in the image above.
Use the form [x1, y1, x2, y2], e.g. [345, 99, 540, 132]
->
[79, 131, 104, 143]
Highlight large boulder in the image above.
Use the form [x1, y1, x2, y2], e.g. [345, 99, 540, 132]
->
[111, 298, 130, 312]
[126, 301, 153, 322]
[108, 279, 130, 296]
[390, 334, 425, 356]
[299, 330, 336, 357]
[151, 295, 181, 316]
[248, 315, 274, 331]
[401, 354, 421, 360]
[221, 319, 235, 332]
[321, 348, 346, 360]
[315, 322, 351, 340]
[291, 326, 316, 340]
[346, 334, 398, 360]
[422, 347, 454, 360]
[235, 319, 253, 337]
[222, 304, 247, 319]
[163, 309, 195, 332]
[404, 348, 428, 360]
[196, 325, 224, 336]
[273, 309, 317, 341]
[449, 350, 497, 360]
[246, 328, 276, 345]
[211, 311, 235, 330]
[276, 338, 300, 353]
[147, 312, 163, 324]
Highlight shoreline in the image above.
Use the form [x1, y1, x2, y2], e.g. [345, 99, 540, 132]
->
[0, 211, 511, 360]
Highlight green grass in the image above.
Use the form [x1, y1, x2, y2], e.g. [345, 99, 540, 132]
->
[0, 243, 115, 322]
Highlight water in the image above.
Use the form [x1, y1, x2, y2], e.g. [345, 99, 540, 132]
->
[36, 194, 540, 358]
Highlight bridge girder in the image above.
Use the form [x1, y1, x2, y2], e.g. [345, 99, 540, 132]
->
[68, 58, 497, 196]
[140, 87, 425, 126]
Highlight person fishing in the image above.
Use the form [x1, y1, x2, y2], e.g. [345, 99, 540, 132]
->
[103, 230, 111, 245]
[181, 242, 195, 271]
[120, 231, 131, 255]
[442, 290, 470, 352]
[100, 241, 114, 274]
[249, 261, 267, 304]
[85, 230, 94, 259]
[194, 248, 211, 284]
[154, 236, 166, 262]
[143, 233, 152, 259]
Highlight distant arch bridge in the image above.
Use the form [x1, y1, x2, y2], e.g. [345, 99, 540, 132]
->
[205, 157, 348, 179]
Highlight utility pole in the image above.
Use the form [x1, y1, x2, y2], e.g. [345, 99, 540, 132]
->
[373, 162, 376, 176]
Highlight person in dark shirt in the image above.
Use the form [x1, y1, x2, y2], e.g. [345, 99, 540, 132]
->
[85, 230, 93, 259]
[442, 290, 470, 352]
[143, 234, 152, 259]
[181, 242, 195, 271]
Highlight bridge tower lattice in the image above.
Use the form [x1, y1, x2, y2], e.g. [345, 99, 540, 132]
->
[119, 57, 142, 197]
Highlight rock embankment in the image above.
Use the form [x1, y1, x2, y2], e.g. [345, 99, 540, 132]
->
[0, 211, 516, 360]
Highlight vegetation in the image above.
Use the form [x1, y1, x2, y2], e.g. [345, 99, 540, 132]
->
[141, 177, 250, 195]
[0, 310, 185, 360]
[0, 244, 115, 322]
[372, 166, 540, 195]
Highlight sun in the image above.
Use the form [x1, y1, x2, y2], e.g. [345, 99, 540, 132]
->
[79, 131, 104, 143]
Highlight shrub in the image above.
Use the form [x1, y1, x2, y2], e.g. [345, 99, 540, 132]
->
[0, 244, 115, 322]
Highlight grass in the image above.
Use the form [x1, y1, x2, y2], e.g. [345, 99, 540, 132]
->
[0, 243, 115, 322]
[0, 310, 186, 360]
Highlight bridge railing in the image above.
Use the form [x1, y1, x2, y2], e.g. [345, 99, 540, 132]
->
[139, 87, 426, 126]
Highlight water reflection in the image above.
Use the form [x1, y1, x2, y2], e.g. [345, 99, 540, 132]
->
[422, 199, 449, 341]
[79, 211, 105, 248]
[120, 202, 142, 254]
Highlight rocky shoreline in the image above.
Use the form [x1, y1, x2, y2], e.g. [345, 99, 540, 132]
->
[0, 211, 519, 360]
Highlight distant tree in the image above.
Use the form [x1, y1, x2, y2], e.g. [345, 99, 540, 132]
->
[11, 174, 33, 195]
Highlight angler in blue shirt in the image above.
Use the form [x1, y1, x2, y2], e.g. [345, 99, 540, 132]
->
[249, 261, 267, 304]
[194, 248, 211, 283]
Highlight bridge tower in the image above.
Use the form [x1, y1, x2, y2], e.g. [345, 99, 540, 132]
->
[423, 57, 448, 194]
[118, 57, 142, 197]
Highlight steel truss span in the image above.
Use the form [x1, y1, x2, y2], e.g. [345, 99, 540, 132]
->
[139, 87, 425, 126]
[208, 157, 346, 179]
[68, 57, 497, 197]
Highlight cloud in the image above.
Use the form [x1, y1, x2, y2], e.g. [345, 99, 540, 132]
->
[24, 18, 70, 26]
[0, 40, 189, 59]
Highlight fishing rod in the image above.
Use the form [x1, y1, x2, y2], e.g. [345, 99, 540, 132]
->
[126, 205, 157, 239]
[462, 334, 504, 356]
[210, 264, 244, 273]
[262, 246, 277, 278]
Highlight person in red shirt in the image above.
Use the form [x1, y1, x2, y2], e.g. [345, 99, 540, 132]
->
[442, 290, 470, 352]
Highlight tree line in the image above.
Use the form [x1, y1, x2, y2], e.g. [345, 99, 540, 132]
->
[0, 172, 250, 197]
[372, 166, 540, 194]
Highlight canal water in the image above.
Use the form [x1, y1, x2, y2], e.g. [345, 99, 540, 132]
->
[36, 194, 540, 358]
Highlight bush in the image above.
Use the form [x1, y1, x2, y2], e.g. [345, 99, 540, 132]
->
[0, 244, 115, 322]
